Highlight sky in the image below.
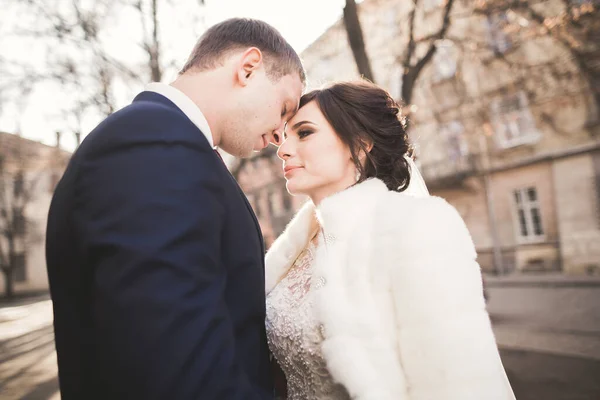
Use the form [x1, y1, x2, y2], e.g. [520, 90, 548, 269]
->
[203, 0, 347, 50]
[0, 0, 349, 151]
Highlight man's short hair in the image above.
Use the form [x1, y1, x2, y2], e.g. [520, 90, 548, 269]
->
[180, 18, 305, 83]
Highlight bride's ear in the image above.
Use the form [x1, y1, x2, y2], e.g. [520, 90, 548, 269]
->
[357, 140, 373, 163]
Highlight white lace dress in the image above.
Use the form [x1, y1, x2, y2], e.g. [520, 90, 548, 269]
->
[265, 241, 351, 400]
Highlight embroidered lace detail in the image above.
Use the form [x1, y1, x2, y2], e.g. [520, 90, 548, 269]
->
[266, 241, 350, 400]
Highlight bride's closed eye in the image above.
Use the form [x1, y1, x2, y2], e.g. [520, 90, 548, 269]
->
[298, 129, 314, 139]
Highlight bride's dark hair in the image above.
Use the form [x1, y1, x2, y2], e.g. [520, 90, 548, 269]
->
[299, 80, 412, 192]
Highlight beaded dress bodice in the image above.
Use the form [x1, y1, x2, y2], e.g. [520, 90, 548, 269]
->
[265, 240, 350, 400]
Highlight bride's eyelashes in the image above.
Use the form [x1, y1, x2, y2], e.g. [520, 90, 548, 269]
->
[298, 129, 314, 139]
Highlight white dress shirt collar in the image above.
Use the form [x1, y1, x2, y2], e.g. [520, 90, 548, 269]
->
[145, 82, 215, 148]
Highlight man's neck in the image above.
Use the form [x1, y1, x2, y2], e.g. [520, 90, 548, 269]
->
[171, 72, 225, 147]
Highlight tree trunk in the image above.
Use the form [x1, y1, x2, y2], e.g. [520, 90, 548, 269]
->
[343, 0, 375, 82]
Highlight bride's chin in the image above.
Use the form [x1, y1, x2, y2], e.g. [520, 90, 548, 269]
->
[285, 181, 304, 196]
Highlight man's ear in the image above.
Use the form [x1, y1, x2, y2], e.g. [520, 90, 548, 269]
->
[236, 47, 263, 87]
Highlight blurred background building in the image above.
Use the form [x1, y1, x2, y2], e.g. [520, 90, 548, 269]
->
[0, 132, 70, 298]
[1, 2, 599, 399]
[235, 0, 600, 275]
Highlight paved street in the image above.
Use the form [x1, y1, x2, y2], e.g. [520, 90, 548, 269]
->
[487, 284, 600, 361]
[486, 284, 600, 400]
[1, 282, 599, 400]
[0, 296, 59, 400]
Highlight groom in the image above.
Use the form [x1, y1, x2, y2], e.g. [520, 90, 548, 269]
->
[46, 18, 304, 400]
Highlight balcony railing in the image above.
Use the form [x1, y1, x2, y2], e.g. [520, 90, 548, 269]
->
[420, 153, 479, 190]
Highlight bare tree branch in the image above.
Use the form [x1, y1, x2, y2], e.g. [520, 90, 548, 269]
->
[402, 0, 457, 106]
[4, 0, 204, 142]
[150, 0, 162, 82]
[475, 0, 600, 113]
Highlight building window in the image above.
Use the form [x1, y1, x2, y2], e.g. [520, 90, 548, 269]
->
[269, 190, 284, 217]
[13, 171, 25, 197]
[486, 12, 512, 54]
[593, 151, 600, 228]
[513, 187, 544, 242]
[490, 91, 539, 148]
[386, 6, 401, 35]
[13, 253, 27, 283]
[317, 59, 334, 84]
[49, 171, 61, 194]
[246, 194, 255, 210]
[423, 0, 443, 12]
[570, 0, 599, 6]
[388, 65, 403, 100]
[432, 41, 456, 82]
[283, 192, 292, 212]
[13, 209, 26, 236]
[440, 121, 468, 161]
[252, 193, 262, 218]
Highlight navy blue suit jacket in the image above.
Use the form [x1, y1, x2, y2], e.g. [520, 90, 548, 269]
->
[46, 92, 274, 399]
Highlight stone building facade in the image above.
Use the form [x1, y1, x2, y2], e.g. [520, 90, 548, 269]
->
[233, 147, 307, 249]
[0, 132, 70, 296]
[234, 0, 600, 274]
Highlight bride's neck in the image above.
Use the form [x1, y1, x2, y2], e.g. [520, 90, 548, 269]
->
[309, 181, 357, 207]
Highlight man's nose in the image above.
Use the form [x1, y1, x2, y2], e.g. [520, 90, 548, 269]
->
[270, 119, 287, 146]
[270, 130, 283, 146]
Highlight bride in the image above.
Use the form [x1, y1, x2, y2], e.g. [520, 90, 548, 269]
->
[264, 81, 515, 400]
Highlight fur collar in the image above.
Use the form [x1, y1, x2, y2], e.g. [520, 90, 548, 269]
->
[265, 178, 388, 294]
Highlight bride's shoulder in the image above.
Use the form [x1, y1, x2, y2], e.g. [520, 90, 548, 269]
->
[375, 192, 474, 252]
[378, 191, 460, 225]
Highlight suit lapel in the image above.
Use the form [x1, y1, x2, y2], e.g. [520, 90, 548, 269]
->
[135, 90, 267, 263]
[233, 178, 266, 256]
[215, 156, 266, 262]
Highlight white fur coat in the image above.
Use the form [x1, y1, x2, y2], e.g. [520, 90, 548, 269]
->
[265, 178, 515, 400]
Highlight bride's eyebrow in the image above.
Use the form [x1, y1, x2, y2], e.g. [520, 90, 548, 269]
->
[290, 120, 316, 130]
[284, 121, 317, 139]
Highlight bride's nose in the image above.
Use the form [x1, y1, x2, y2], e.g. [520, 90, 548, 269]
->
[277, 140, 291, 160]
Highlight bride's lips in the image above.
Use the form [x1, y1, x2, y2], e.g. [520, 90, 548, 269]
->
[283, 165, 302, 176]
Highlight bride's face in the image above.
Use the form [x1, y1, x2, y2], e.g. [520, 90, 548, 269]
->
[277, 101, 357, 204]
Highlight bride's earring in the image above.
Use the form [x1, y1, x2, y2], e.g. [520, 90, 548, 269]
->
[355, 169, 361, 182]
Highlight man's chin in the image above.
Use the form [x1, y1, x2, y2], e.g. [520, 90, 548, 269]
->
[250, 143, 269, 154]
[225, 142, 268, 159]
[219, 144, 254, 159]
[234, 147, 259, 159]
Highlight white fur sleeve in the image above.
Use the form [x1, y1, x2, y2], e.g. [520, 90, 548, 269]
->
[382, 195, 515, 400]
